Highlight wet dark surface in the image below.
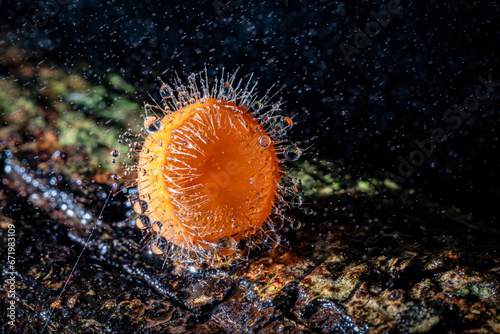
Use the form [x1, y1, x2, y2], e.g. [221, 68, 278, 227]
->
[1, 148, 499, 333]
[1, 0, 499, 225]
[1, 2, 500, 331]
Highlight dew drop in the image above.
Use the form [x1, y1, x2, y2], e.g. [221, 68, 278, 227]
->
[263, 230, 281, 248]
[133, 200, 148, 214]
[135, 215, 150, 229]
[152, 221, 163, 232]
[111, 150, 120, 157]
[216, 236, 238, 256]
[304, 207, 313, 216]
[150, 243, 163, 255]
[290, 219, 302, 230]
[290, 196, 303, 208]
[269, 218, 284, 232]
[112, 173, 120, 181]
[284, 146, 302, 161]
[144, 116, 162, 134]
[279, 116, 293, 132]
[160, 85, 169, 98]
[258, 135, 271, 148]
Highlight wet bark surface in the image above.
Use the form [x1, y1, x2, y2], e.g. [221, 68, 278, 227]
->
[1, 149, 499, 334]
[1, 46, 499, 334]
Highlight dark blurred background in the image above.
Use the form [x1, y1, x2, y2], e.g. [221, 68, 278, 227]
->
[1, 0, 499, 225]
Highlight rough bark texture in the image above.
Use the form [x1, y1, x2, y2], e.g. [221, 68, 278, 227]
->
[1, 46, 499, 334]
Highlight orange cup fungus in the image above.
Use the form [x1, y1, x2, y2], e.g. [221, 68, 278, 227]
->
[123, 69, 303, 261]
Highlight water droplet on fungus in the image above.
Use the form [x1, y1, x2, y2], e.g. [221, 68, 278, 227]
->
[304, 207, 314, 216]
[263, 230, 281, 248]
[151, 242, 163, 255]
[136, 215, 150, 229]
[284, 146, 302, 161]
[151, 220, 163, 232]
[279, 116, 293, 132]
[258, 135, 271, 148]
[133, 200, 148, 215]
[290, 219, 302, 230]
[144, 115, 162, 134]
[216, 236, 238, 256]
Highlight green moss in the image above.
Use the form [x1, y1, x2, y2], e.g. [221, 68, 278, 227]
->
[0, 55, 138, 177]
[356, 180, 374, 195]
[57, 110, 129, 172]
[66, 87, 107, 111]
[309, 263, 367, 301]
[106, 73, 136, 94]
[290, 159, 413, 201]
[95, 96, 141, 122]
[455, 283, 495, 299]
[0, 78, 37, 123]
[384, 179, 400, 190]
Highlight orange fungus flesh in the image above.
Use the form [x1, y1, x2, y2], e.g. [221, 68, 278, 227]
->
[137, 98, 281, 250]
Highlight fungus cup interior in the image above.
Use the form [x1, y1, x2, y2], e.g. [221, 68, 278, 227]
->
[137, 98, 281, 252]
